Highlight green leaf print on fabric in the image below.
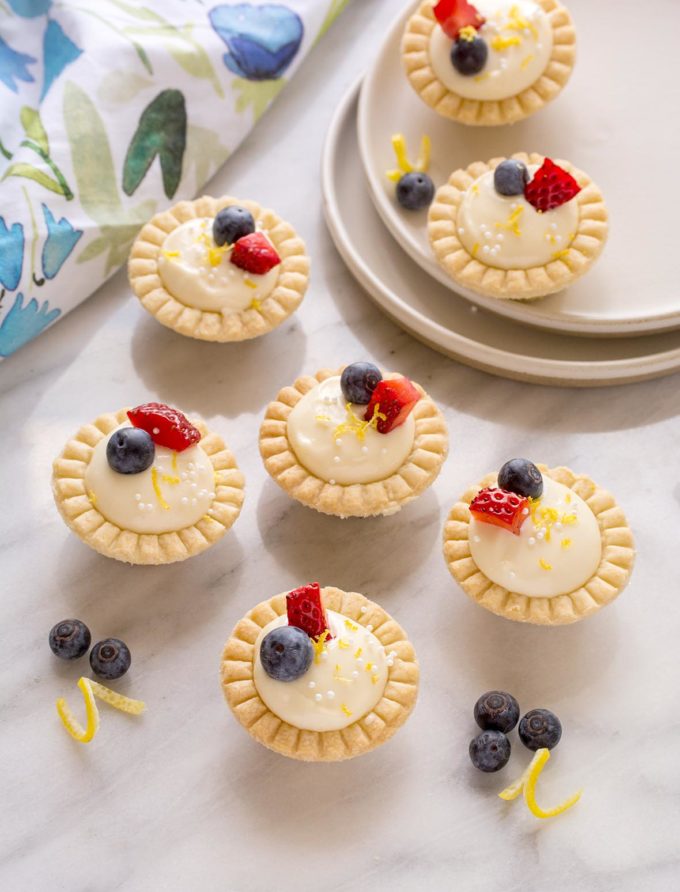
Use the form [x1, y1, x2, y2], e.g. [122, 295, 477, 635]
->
[96, 69, 154, 105]
[20, 106, 49, 154]
[317, 0, 350, 41]
[122, 89, 186, 200]
[2, 105, 74, 198]
[77, 200, 155, 274]
[185, 124, 229, 194]
[232, 77, 286, 122]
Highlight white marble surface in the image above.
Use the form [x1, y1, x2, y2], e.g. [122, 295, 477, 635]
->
[2, 2, 679, 890]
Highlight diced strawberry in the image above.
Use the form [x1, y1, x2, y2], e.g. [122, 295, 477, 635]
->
[364, 377, 420, 434]
[524, 158, 581, 213]
[433, 0, 485, 40]
[127, 402, 200, 452]
[230, 232, 281, 275]
[469, 487, 529, 536]
[286, 582, 332, 640]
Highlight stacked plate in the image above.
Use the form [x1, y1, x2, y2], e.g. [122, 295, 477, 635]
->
[321, 0, 680, 386]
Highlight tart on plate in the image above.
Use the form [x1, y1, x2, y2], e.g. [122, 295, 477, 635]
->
[402, 0, 576, 126]
[221, 583, 419, 761]
[259, 362, 449, 517]
[429, 154, 608, 300]
[52, 402, 244, 565]
[128, 196, 309, 341]
[443, 459, 635, 624]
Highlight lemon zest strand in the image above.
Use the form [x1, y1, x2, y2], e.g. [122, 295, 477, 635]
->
[539, 558, 552, 571]
[56, 677, 146, 744]
[312, 630, 330, 664]
[244, 278, 257, 289]
[458, 25, 478, 42]
[171, 452, 178, 474]
[341, 704, 352, 717]
[500, 748, 582, 819]
[387, 133, 432, 181]
[414, 134, 431, 172]
[337, 638, 350, 650]
[391, 134, 413, 173]
[87, 489, 97, 507]
[162, 249, 179, 259]
[491, 34, 521, 51]
[151, 467, 170, 510]
[521, 53, 534, 69]
[496, 205, 524, 237]
[161, 474, 180, 486]
[344, 619, 358, 632]
[333, 403, 386, 443]
[250, 298, 262, 311]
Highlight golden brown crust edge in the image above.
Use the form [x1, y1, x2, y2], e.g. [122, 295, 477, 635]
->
[401, 0, 576, 126]
[443, 466, 635, 625]
[52, 408, 245, 565]
[128, 195, 310, 342]
[221, 586, 419, 761]
[259, 368, 449, 518]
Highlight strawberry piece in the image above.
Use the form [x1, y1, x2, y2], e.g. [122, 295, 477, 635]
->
[524, 158, 581, 213]
[127, 402, 200, 452]
[230, 232, 281, 275]
[286, 582, 332, 640]
[364, 377, 420, 434]
[433, 0, 485, 40]
[469, 487, 529, 536]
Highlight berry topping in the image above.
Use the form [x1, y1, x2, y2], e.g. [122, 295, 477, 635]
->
[451, 34, 488, 76]
[498, 458, 543, 499]
[474, 691, 520, 733]
[212, 206, 255, 247]
[230, 231, 281, 275]
[363, 377, 420, 434]
[433, 0, 485, 40]
[519, 708, 562, 751]
[340, 362, 383, 405]
[469, 729, 511, 772]
[494, 160, 530, 197]
[260, 626, 313, 682]
[49, 619, 91, 660]
[128, 403, 200, 453]
[396, 171, 435, 211]
[524, 158, 581, 213]
[469, 487, 529, 535]
[286, 582, 332, 640]
[106, 427, 155, 475]
[89, 638, 131, 680]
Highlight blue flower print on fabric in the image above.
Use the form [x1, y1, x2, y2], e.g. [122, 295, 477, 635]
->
[0, 293, 60, 357]
[41, 204, 83, 280]
[7, 0, 52, 18]
[0, 35, 36, 93]
[41, 19, 82, 99]
[0, 218, 25, 291]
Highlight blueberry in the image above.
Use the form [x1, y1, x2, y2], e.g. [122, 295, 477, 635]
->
[498, 458, 543, 499]
[49, 619, 91, 660]
[474, 690, 520, 733]
[451, 35, 488, 76]
[519, 709, 562, 751]
[396, 172, 435, 211]
[494, 160, 530, 197]
[212, 206, 255, 247]
[260, 626, 313, 682]
[469, 730, 511, 772]
[89, 638, 131, 680]
[106, 427, 155, 475]
[340, 362, 383, 405]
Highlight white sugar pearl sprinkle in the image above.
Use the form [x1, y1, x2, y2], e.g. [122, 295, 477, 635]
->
[308, 681, 316, 689]
[528, 537, 536, 546]
[314, 693, 323, 702]
[326, 691, 335, 700]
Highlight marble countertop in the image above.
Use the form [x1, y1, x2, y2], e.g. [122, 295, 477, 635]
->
[2, 2, 678, 890]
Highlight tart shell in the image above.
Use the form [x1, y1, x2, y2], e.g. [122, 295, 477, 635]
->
[428, 153, 609, 300]
[128, 196, 310, 342]
[443, 466, 635, 625]
[52, 408, 245, 565]
[259, 368, 449, 518]
[402, 0, 576, 126]
[221, 586, 419, 761]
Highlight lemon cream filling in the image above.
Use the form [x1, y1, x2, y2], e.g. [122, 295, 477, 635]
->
[85, 424, 215, 534]
[158, 218, 279, 312]
[429, 0, 553, 101]
[469, 476, 601, 597]
[457, 166, 578, 269]
[253, 610, 391, 732]
[286, 376, 416, 485]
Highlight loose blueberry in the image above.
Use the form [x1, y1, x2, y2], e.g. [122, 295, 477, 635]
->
[469, 730, 511, 772]
[212, 206, 255, 247]
[396, 172, 435, 211]
[519, 708, 562, 751]
[474, 690, 520, 733]
[260, 626, 313, 682]
[340, 362, 383, 405]
[49, 619, 91, 660]
[498, 458, 543, 499]
[494, 159, 530, 197]
[451, 35, 488, 76]
[106, 427, 155, 475]
[89, 638, 131, 680]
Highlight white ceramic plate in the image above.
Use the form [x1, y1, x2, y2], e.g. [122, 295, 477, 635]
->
[322, 81, 680, 386]
[357, 0, 680, 337]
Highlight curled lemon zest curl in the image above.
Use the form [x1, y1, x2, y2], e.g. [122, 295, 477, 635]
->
[56, 677, 146, 744]
[387, 133, 431, 181]
[334, 403, 386, 443]
[499, 748, 582, 819]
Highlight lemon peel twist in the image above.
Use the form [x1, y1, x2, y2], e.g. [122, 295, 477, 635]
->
[56, 677, 146, 744]
[387, 133, 432, 182]
[499, 748, 582, 819]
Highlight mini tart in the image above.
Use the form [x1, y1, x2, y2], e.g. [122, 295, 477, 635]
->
[128, 195, 310, 342]
[443, 465, 635, 625]
[259, 368, 449, 518]
[402, 0, 576, 126]
[428, 153, 608, 300]
[52, 408, 244, 565]
[221, 586, 419, 761]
